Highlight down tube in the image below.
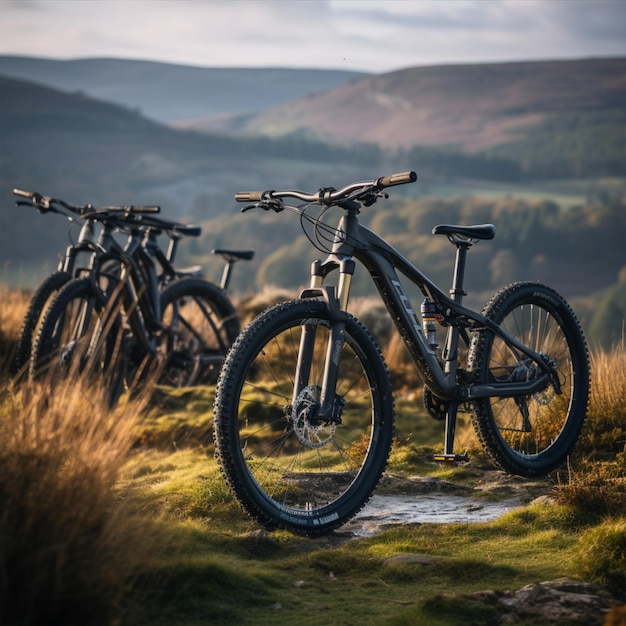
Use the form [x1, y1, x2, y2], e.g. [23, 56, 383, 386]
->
[364, 261, 454, 398]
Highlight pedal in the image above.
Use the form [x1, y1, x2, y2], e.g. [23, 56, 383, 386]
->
[433, 453, 470, 464]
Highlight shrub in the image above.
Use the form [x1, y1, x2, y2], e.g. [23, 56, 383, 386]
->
[554, 459, 626, 520]
[0, 377, 155, 626]
[0, 284, 30, 376]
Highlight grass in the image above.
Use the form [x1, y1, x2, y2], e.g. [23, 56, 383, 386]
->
[0, 284, 624, 624]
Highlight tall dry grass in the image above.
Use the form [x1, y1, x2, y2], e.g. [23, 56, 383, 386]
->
[0, 373, 157, 626]
[0, 285, 30, 372]
[554, 342, 626, 519]
[580, 341, 626, 459]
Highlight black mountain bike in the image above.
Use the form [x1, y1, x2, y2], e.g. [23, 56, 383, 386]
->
[30, 208, 251, 396]
[9, 189, 178, 378]
[213, 171, 590, 536]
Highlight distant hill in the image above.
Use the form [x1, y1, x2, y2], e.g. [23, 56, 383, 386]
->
[0, 75, 382, 284]
[189, 58, 626, 152]
[0, 74, 382, 208]
[0, 56, 367, 123]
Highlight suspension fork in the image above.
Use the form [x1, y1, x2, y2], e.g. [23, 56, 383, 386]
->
[293, 257, 355, 422]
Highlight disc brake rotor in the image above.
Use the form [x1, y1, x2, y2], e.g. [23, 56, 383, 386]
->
[291, 385, 337, 448]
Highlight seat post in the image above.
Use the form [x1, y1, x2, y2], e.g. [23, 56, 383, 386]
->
[450, 241, 471, 305]
[438, 240, 472, 460]
[220, 260, 235, 290]
[442, 240, 472, 369]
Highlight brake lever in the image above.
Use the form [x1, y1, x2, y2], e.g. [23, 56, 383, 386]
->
[265, 199, 284, 212]
[360, 191, 388, 207]
[15, 195, 52, 213]
[241, 199, 284, 213]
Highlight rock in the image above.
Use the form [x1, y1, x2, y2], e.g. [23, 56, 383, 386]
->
[377, 472, 472, 495]
[241, 528, 281, 547]
[467, 578, 615, 625]
[528, 494, 557, 506]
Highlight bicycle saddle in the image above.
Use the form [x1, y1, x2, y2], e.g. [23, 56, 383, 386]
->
[213, 249, 255, 262]
[432, 224, 495, 240]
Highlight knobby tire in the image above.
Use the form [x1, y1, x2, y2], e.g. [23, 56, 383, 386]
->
[213, 299, 395, 537]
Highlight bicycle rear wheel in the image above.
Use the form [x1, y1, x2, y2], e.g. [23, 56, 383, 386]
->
[468, 282, 590, 477]
[159, 278, 240, 386]
[213, 299, 394, 536]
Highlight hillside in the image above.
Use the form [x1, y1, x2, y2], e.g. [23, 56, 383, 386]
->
[0, 56, 367, 123]
[0, 75, 255, 203]
[0, 75, 384, 283]
[190, 58, 626, 153]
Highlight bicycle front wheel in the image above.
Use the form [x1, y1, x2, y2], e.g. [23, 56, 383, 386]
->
[11, 270, 71, 377]
[468, 282, 590, 477]
[213, 299, 394, 536]
[30, 277, 121, 386]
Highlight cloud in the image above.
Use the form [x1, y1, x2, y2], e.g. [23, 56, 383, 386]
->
[0, 0, 623, 72]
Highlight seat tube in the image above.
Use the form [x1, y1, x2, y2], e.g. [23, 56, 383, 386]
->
[442, 242, 470, 455]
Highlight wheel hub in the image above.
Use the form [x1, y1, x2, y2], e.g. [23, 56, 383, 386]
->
[291, 385, 337, 448]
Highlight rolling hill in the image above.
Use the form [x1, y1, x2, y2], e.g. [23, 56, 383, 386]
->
[0, 75, 383, 284]
[0, 56, 367, 123]
[186, 57, 626, 153]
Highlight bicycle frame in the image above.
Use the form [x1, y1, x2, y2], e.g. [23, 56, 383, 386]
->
[295, 205, 558, 457]
[85, 221, 198, 357]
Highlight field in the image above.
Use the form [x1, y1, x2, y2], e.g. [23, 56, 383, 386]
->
[0, 284, 624, 625]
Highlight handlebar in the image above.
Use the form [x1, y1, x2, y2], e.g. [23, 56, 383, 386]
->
[14, 188, 161, 220]
[13, 188, 90, 216]
[79, 209, 200, 239]
[235, 171, 417, 210]
[13, 187, 200, 240]
[128, 214, 202, 238]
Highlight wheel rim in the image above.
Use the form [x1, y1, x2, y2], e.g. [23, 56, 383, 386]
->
[160, 293, 232, 386]
[487, 302, 575, 457]
[40, 296, 105, 375]
[234, 317, 378, 514]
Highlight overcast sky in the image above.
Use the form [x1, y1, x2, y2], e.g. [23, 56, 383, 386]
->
[1, 0, 624, 73]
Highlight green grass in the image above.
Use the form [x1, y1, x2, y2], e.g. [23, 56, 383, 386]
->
[2, 374, 622, 625]
[115, 484, 592, 625]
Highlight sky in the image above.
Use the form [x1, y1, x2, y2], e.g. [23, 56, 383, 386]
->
[0, 0, 624, 73]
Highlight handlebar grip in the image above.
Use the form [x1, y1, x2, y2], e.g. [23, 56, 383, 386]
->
[235, 191, 262, 202]
[132, 205, 160, 213]
[377, 171, 417, 188]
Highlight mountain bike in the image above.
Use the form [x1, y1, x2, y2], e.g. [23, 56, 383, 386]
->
[31, 208, 252, 397]
[10, 188, 160, 377]
[212, 171, 590, 536]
